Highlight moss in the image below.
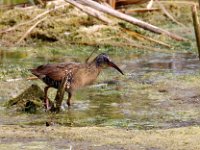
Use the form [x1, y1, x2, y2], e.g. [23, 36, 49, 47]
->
[5, 84, 44, 113]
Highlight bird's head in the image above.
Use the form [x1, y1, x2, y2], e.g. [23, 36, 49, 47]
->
[95, 53, 124, 75]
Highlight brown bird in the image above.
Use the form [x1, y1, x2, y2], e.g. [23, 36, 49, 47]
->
[30, 53, 124, 109]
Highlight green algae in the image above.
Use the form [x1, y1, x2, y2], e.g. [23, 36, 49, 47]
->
[5, 84, 44, 113]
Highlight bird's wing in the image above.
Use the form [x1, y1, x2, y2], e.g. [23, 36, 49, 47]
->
[31, 63, 80, 81]
[47, 63, 80, 81]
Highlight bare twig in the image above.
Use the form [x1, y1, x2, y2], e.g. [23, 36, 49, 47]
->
[26, 76, 38, 80]
[155, 0, 185, 27]
[160, 0, 197, 6]
[85, 46, 99, 63]
[119, 8, 160, 14]
[199, 0, 200, 9]
[16, 17, 47, 45]
[74, 0, 187, 41]
[65, 0, 113, 24]
[6, 76, 38, 82]
[121, 27, 171, 48]
[65, 0, 171, 47]
[192, 5, 200, 60]
[53, 73, 68, 112]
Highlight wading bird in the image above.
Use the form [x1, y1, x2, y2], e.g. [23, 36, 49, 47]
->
[30, 53, 124, 109]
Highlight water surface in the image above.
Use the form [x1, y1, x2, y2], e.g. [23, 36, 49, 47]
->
[1, 47, 200, 129]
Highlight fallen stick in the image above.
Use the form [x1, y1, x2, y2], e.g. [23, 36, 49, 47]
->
[16, 17, 47, 45]
[6, 76, 38, 82]
[155, 0, 185, 27]
[119, 8, 160, 14]
[75, 0, 187, 41]
[26, 76, 38, 80]
[53, 73, 68, 112]
[65, 0, 171, 48]
[65, 0, 113, 24]
[192, 5, 200, 60]
[121, 27, 171, 48]
[199, 0, 200, 9]
[115, 0, 149, 6]
[160, 1, 197, 6]
[85, 46, 99, 63]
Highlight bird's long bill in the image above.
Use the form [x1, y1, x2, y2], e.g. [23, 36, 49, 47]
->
[108, 61, 124, 75]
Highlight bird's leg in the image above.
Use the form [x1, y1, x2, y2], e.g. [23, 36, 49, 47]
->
[67, 92, 72, 107]
[44, 86, 50, 110]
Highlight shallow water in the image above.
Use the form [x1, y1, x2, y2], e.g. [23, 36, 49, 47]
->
[1, 47, 200, 129]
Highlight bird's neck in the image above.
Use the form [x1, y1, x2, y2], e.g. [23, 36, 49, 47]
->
[77, 60, 102, 87]
[87, 59, 102, 74]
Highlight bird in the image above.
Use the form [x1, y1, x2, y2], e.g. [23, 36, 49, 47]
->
[30, 53, 124, 109]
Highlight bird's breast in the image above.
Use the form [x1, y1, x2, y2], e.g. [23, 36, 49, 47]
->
[74, 71, 99, 87]
[71, 68, 101, 89]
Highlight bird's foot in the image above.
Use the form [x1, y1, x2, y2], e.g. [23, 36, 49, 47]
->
[43, 97, 52, 111]
[49, 105, 61, 113]
[46, 105, 52, 111]
[43, 102, 52, 111]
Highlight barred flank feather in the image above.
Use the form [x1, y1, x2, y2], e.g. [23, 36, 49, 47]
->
[42, 76, 61, 89]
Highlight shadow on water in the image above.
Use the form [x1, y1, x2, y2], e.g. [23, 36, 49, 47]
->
[1, 48, 200, 129]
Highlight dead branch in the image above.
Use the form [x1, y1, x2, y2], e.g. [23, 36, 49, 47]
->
[160, 1, 197, 6]
[155, 0, 185, 27]
[6, 76, 38, 82]
[119, 8, 160, 14]
[74, 0, 187, 41]
[85, 46, 99, 63]
[192, 5, 200, 59]
[53, 73, 68, 112]
[115, 0, 150, 6]
[65, 0, 171, 48]
[199, 0, 200, 9]
[16, 17, 47, 45]
[121, 27, 171, 48]
[26, 76, 39, 80]
[65, 0, 113, 24]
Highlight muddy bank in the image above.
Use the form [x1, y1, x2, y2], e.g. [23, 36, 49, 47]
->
[1, 125, 200, 150]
